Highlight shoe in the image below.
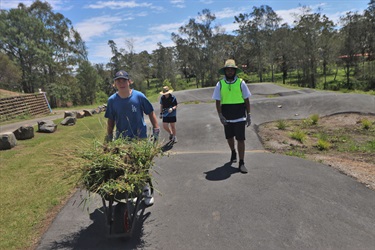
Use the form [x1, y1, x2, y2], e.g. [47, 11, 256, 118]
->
[169, 134, 173, 140]
[230, 150, 237, 163]
[142, 184, 154, 206]
[239, 161, 248, 174]
[173, 136, 178, 143]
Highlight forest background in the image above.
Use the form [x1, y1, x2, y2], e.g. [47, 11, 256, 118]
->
[1, 0, 374, 109]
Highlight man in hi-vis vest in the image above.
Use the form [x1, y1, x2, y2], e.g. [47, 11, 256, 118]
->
[212, 59, 252, 173]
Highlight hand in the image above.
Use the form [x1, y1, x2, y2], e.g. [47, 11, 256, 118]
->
[246, 113, 252, 127]
[218, 113, 227, 125]
[159, 113, 163, 119]
[104, 134, 113, 143]
[168, 108, 173, 113]
[152, 128, 160, 142]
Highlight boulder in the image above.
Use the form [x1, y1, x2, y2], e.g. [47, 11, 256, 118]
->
[83, 109, 93, 117]
[0, 132, 17, 150]
[13, 125, 34, 140]
[37, 120, 57, 133]
[76, 111, 85, 118]
[60, 116, 76, 126]
[64, 111, 77, 118]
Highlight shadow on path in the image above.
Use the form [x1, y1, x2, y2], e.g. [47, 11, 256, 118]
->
[204, 162, 240, 181]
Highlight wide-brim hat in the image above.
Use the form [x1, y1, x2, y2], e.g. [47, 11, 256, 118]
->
[218, 59, 243, 75]
[113, 70, 130, 80]
[160, 86, 173, 95]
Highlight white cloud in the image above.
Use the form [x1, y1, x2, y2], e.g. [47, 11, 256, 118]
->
[75, 16, 123, 41]
[150, 21, 185, 34]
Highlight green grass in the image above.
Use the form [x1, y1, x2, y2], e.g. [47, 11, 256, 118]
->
[0, 115, 107, 249]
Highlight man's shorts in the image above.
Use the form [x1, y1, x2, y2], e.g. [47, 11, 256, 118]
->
[224, 121, 246, 140]
[163, 116, 177, 123]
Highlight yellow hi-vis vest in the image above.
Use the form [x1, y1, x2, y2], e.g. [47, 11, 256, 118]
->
[220, 78, 244, 104]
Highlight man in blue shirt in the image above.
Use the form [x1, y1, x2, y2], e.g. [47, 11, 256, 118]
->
[105, 70, 160, 205]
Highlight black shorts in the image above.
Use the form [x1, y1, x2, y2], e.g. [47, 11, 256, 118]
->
[224, 121, 246, 140]
[163, 116, 176, 123]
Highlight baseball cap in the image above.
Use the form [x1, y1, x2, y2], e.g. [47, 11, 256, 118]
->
[113, 70, 130, 80]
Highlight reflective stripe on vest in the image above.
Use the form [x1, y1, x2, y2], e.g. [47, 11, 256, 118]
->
[220, 78, 244, 104]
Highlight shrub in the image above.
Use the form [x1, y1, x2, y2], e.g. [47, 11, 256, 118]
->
[77, 137, 163, 200]
[276, 120, 287, 130]
[310, 114, 319, 125]
[316, 139, 331, 151]
[289, 129, 307, 143]
[360, 119, 372, 130]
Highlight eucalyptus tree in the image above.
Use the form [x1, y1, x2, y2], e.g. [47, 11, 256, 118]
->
[0, 53, 21, 90]
[0, 1, 87, 93]
[293, 8, 335, 88]
[172, 9, 222, 87]
[235, 5, 281, 82]
[152, 43, 177, 89]
[363, 0, 375, 88]
[273, 23, 294, 84]
[338, 12, 364, 89]
[76, 61, 101, 105]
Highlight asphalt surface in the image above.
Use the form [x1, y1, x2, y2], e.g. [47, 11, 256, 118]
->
[5, 83, 375, 250]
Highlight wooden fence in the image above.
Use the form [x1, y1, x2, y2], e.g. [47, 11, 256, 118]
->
[0, 93, 51, 122]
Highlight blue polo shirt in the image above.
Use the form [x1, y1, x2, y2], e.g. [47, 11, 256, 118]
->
[105, 90, 154, 139]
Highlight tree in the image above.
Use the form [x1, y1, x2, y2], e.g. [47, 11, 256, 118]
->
[76, 61, 100, 105]
[0, 1, 87, 93]
[0, 53, 22, 90]
[172, 9, 223, 87]
[235, 5, 281, 83]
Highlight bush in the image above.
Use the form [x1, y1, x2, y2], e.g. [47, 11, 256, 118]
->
[316, 139, 331, 151]
[78, 137, 163, 199]
[276, 120, 287, 130]
[289, 129, 307, 143]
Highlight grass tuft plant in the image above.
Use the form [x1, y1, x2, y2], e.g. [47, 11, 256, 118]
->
[276, 120, 287, 130]
[289, 129, 307, 143]
[316, 139, 331, 151]
[77, 137, 163, 201]
[360, 118, 372, 130]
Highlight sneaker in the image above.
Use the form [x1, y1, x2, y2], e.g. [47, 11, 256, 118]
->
[230, 150, 237, 163]
[239, 161, 248, 174]
[169, 134, 173, 140]
[173, 136, 178, 143]
[142, 184, 154, 206]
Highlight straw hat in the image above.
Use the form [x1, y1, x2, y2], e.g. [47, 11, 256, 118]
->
[218, 59, 243, 75]
[160, 86, 173, 95]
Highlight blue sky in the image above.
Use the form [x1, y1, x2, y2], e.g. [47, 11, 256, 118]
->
[1, 0, 371, 65]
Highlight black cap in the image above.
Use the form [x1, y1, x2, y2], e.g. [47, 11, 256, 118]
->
[113, 70, 129, 80]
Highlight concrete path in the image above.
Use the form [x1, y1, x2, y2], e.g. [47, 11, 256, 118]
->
[32, 83, 375, 250]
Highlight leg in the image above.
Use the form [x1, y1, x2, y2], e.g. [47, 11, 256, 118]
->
[237, 140, 245, 161]
[170, 122, 176, 136]
[227, 137, 235, 151]
[163, 122, 172, 134]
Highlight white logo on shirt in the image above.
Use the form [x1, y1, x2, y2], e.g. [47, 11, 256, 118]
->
[132, 105, 137, 112]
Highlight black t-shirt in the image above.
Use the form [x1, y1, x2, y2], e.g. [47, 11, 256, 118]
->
[160, 94, 177, 111]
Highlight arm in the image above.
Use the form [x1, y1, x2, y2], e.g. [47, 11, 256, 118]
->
[244, 98, 251, 114]
[148, 111, 159, 129]
[215, 100, 222, 114]
[107, 118, 115, 136]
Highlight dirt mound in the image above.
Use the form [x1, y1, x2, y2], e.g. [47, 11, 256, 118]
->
[0, 89, 24, 98]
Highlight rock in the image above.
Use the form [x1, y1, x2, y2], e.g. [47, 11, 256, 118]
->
[37, 120, 57, 133]
[64, 111, 77, 118]
[60, 117, 77, 126]
[0, 132, 17, 150]
[13, 125, 34, 140]
[83, 109, 93, 117]
[76, 111, 85, 118]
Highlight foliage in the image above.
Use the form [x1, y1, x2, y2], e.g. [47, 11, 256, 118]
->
[360, 118, 372, 130]
[276, 120, 287, 130]
[289, 129, 307, 143]
[316, 139, 331, 151]
[78, 137, 163, 200]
